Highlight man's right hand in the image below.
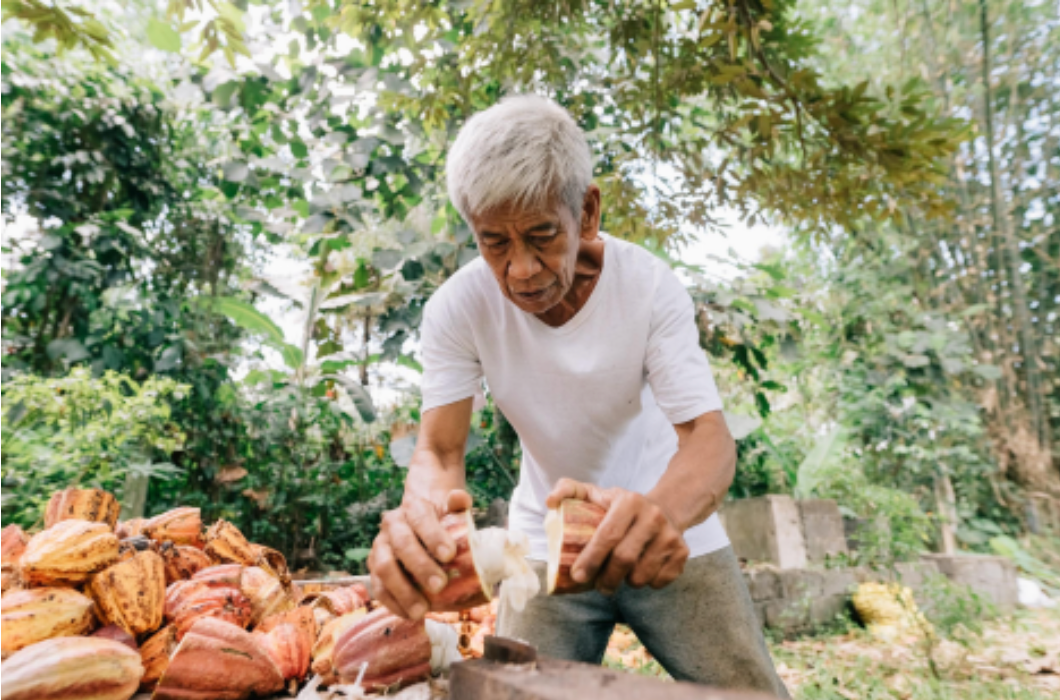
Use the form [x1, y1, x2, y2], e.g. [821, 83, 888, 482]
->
[368, 488, 473, 620]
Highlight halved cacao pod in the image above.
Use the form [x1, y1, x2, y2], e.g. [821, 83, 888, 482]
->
[312, 583, 369, 616]
[93, 624, 139, 651]
[257, 605, 316, 639]
[143, 507, 204, 549]
[546, 498, 607, 595]
[19, 519, 119, 587]
[1, 524, 28, 593]
[165, 579, 253, 638]
[44, 487, 121, 530]
[0, 587, 96, 658]
[0, 636, 143, 700]
[241, 565, 295, 626]
[424, 510, 492, 611]
[331, 608, 432, 691]
[139, 624, 178, 692]
[310, 609, 368, 679]
[159, 542, 212, 584]
[115, 517, 147, 539]
[153, 617, 284, 700]
[254, 621, 312, 683]
[118, 535, 156, 560]
[250, 544, 291, 587]
[89, 549, 166, 636]
[203, 518, 256, 565]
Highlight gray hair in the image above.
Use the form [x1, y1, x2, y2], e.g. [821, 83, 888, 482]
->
[446, 95, 594, 223]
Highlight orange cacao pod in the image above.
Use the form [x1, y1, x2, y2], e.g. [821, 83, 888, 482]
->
[19, 519, 119, 587]
[257, 605, 316, 639]
[115, 517, 147, 539]
[159, 542, 212, 584]
[153, 617, 283, 700]
[331, 608, 434, 692]
[254, 621, 312, 682]
[0, 636, 143, 700]
[92, 624, 139, 651]
[546, 498, 607, 595]
[241, 565, 295, 626]
[0, 587, 96, 658]
[310, 609, 368, 678]
[89, 549, 166, 636]
[165, 579, 253, 638]
[203, 518, 256, 565]
[44, 487, 121, 530]
[138, 624, 179, 692]
[143, 507, 204, 548]
[1, 523, 29, 593]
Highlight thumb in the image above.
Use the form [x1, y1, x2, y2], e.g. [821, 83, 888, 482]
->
[445, 489, 473, 514]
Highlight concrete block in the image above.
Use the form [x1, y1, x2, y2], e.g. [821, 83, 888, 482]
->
[778, 569, 824, 599]
[764, 598, 809, 633]
[753, 601, 768, 628]
[921, 554, 1018, 612]
[821, 569, 859, 598]
[721, 496, 807, 569]
[809, 595, 848, 626]
[799, 499, 849, 564]
[745, 569, 782, 601]
[893, 561, 940, 589]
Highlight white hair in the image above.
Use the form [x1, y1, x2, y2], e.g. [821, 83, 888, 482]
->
[446, 95, 593, 223]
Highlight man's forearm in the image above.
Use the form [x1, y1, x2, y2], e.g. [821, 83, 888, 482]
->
[404, 447, 467, 506]
[647, 411, 736, 532]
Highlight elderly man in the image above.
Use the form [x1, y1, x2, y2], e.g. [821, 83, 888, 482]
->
[368, 96, 789, 697]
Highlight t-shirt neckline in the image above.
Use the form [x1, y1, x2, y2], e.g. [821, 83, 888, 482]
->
[524, 232, 611, 336]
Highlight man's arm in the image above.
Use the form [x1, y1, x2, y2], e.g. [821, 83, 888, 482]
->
[546, 410, 735, 594]
[368, 397, 475, 620]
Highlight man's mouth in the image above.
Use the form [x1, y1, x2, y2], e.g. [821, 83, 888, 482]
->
[514, 288, 548, 302]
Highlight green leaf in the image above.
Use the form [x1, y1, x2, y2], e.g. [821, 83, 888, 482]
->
[223, 161, 249, 183]
[280, 344, 304, 370]
[326, 374, 377, 423]
[146, 19, 181, 53]
[794, 426, 848, 498]
[209, 297, 286, 346]
[345, 547, 371, 562]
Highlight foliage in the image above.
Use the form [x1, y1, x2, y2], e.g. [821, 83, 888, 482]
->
[1, 368, 187, 528]
[918, 574, 993, 646]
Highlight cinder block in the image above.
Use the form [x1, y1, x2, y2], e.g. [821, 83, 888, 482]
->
[809, 595, 848, 626]
[779, 569, 824, 599]
[746, 569, 782, 601]
[721, 496, 807, 569]
[921, 554, 1018, 613]
[799, 499, 849, 564]
[764, 598, 809, 633]
[821, 569, 859, 598]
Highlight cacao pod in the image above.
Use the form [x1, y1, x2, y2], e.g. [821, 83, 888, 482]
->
[160, 542, 212, 585]
[254, 621, 311, 682]
[0, 636, 143, 700]
[1, 524, 29, 593]
[142, 507, 203, 549]
[89, 549, 166, 635]
[331, 608, 432, 692]
[191, 563, 244, 587]
[424, 510, 491, 611]
[203, 518, 256, 565]
[139, 624, 178, 692]
[0, 587, 96, 658]
[153, 617, 283, 700]
[165, 579, 253, 638]
[44, 487, 121, 530]
[241, 565, 295, 626]
[92, 624, 139, 651]
[310, 609, 368, 679]
[309, 583, 369, 616]
[546, 498, 607, 595]
[117, 535, 156, 560]
[250, 544, 290, 587]
[19, 519, 119, 587]
[257, 605, 316, 640]
[115, 518, 147, 540]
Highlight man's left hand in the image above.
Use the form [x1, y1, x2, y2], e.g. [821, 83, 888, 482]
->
[545, 478, 690, 595]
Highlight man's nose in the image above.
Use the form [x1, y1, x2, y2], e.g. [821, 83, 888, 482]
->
[508, 242, 542, 280]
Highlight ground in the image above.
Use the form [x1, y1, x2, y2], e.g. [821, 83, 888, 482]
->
[604, 608, 1060, 699]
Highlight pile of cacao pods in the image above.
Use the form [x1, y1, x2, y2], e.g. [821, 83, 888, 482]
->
[0, 487, 486, 700]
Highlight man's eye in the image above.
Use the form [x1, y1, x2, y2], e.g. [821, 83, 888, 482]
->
[486, 239, 509, 250]
[530, 233, 557, 246]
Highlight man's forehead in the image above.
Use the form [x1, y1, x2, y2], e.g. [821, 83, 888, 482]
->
[471, 200, 571, 231]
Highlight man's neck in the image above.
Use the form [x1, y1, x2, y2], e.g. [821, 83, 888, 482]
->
[535, 237, 606, 328]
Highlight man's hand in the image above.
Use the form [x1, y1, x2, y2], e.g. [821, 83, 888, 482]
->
[546, 478, 690, 595]
[368, 489, 473, 620]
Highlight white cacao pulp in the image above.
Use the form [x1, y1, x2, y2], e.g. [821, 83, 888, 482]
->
[424, 619, 462, 672]
[468, 528, 540, 612]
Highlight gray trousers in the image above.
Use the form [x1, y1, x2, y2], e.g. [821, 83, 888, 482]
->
[498, 546, 790, 698]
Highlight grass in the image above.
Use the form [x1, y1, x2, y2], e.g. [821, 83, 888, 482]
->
[604, 607, 1060, 699]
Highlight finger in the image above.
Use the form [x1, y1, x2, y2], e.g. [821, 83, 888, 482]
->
[368, 537, 428, 619]
[595, 513, 657, 594]
[628, 536, 673, 588]
[371, 571, 409, 619]
[650, 546, 689, 589]
[545, 478, 593, 509]
[571, 498, 637, 585]
[386, 510, 449, 598]
[404, 498, 458, 564]
[445, 489, 473, 514]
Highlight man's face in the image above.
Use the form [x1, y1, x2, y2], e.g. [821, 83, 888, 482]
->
[469, 196, 587, 315]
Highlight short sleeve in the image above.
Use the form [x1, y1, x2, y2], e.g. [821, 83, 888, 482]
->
[645, 263, 723, 424]
[420, 289, 484, 413]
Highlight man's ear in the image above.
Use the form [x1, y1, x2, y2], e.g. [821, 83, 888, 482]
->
[580, 184, 602, 239]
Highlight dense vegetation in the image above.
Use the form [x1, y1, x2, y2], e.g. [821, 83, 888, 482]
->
[2, 0, 1056, 578]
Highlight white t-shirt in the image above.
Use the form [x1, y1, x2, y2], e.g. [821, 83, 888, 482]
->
[420, 233, 730, 560]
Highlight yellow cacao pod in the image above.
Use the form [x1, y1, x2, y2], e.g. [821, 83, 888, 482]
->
[0, 636, 144, 700]
[0, 587, 96, 658]
[19, 520, 119, 587]
[44, 488, 121, 530]
[89, 549, 166, 636]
